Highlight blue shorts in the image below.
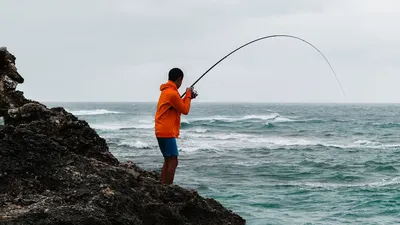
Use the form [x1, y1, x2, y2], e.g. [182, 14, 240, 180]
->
[157, 138, 179, 157]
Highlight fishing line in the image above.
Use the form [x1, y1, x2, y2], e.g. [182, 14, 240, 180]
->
[181, 34, 346, 98]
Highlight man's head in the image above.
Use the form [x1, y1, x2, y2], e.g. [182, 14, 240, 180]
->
[168, 68, 184, 88]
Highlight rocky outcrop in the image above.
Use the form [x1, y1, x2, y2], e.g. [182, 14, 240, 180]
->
[0, 47, 245, 224]
[0, 47, 30, 114]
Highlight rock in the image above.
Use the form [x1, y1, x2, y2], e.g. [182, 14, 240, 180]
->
[0, 47, 29, 116]
[0, 48, 246, 224]
[0, 47, 23, 85]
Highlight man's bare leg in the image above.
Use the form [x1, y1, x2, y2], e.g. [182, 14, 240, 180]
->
[161, 158, 168, 184]
[165, 156, 178, 185]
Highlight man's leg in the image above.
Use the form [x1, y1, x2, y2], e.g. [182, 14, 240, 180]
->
[158, 137, 179, 185]
[161, 158, 168, 184]
[157, 138, 168, 184]
[165, 156, 178, 185]
[165, 138, 179, 185]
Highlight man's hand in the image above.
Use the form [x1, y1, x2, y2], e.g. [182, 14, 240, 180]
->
[185, 87, 198, 99]
[186, 87, 193, 93]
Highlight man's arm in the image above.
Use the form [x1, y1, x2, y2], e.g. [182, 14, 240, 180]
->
[169, 89, 192, 115]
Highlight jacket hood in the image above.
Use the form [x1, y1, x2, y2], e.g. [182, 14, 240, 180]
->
[160, 80, 177, 91]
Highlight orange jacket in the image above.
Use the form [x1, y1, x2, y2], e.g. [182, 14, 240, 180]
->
[155, 81, 192, 138]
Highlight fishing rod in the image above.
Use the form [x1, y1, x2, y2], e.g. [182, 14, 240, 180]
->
[181, 34, 346, 98]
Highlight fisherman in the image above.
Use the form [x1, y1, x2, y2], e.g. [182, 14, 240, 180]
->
[155, 68, 197, 185]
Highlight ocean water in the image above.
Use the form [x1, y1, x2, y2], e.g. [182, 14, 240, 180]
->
[45, 102, 400, 225]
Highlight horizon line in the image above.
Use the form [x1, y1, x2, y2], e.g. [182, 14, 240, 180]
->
[40, 101, 400, 104]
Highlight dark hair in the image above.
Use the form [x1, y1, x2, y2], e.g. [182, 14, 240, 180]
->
[168, 68, 184, 81]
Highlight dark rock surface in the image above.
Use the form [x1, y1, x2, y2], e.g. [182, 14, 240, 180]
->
[0, 48, 246, 224]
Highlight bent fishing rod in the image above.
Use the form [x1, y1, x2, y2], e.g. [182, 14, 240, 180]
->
[181, 34, 346, 98]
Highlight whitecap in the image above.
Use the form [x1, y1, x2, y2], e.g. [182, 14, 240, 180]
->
[119, 140, 152, 149]
[186, 113, 285, 123]
[91, 123, 153, 131]
[194, 128, 209, 133]
[299, 177, 400, 189]
[179, 142, 219, 153]
[272, 117, 294, 122]
[242, 113, 280, 120]
[70, 109, 122, 116]
[237, 137, 400, 150]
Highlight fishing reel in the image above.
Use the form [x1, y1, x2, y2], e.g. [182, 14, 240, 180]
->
[191, 89, 198, 99]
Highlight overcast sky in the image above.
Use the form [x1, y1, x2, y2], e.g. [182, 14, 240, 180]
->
[1, 0, 400, 103]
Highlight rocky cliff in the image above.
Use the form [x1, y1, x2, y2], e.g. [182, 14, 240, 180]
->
[0, 47, 245, 225]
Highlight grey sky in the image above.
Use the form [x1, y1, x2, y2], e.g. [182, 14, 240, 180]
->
[1, 0, 400, 103]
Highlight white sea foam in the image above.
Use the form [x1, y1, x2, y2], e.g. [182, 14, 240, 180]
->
[182, 132, 251, 140]
[272, 117, 294, 122]
[91, 122, 153, 130]
[185, 113, 283, 123]
[70, 109, 122, 116]
[132, 124, 154, 129]
[91, 123, 126, 131]
[330, 140, 400, 149]
[179, 142, 219, 153]
[242, 114, 280, 120]
[138, 119, 154, 124]
[192, 136, 400, 150]
[119, 140, 151, 149]
[243, 137, 316, 147]
[194, 128, 209, 133]
[299, 176, 400, 189]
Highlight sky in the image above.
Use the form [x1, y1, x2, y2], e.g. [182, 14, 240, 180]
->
[1, 0, 400, 103]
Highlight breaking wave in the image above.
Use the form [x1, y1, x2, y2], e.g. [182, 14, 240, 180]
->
[70, 109, 122, 116]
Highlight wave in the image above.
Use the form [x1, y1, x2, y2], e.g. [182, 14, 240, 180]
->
[299, 160, 347, 170]
[273, 117, 294, 122]
[353, 140, 383, 147]
[91, 123, 154, 131]
[183, 113, 295, 123]
[364, 161, 398, 172]
[180, 147, 220, 153]
[299, 139, 400, 149]
[182, 132, 252, 140]
[175, 133, 400, 153]
[70, 109, 122, 116]
[138, 119, 154, 124]
[118, 140, 152, 149]
[296, 176, 400, 189]
[263, 122, 275, 128]
[194, 128, 209, 133]
[374, 165, 398, 172]
[247, 137, 333, 149]
[242, 114, 281, 121]
[180, 114, 300, 130]
[180, 122, 194, 129]
[245, 138, 399, 150]
[190, 136, 400, 150]
[373, 122, 400, 128]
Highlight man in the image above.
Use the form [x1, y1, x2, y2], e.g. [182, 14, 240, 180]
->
[155, 68, 197, 185]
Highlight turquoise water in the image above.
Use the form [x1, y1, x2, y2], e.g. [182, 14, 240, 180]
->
[46, 102, 400, 224]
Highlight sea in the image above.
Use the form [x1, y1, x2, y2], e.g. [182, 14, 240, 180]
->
[45, 102, 400, 225]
